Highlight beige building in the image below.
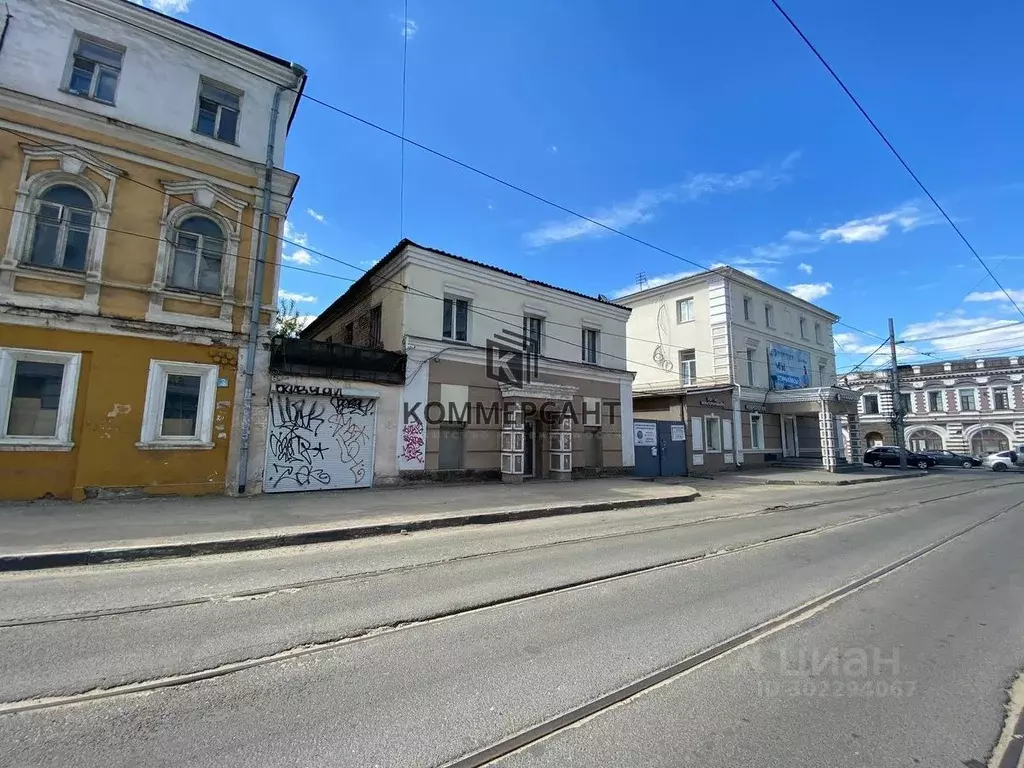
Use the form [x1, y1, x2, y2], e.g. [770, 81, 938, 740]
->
[618, 267, 862, 473]
[299, 240, 636, 484]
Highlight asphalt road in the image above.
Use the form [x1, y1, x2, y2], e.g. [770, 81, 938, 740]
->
[2, 473, 1022, 767]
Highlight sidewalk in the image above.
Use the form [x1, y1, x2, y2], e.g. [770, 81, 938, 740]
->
[0, 478, 699, 571]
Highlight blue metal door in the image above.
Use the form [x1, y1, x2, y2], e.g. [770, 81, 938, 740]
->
[633, 420, 687, 477]
[657, 421, 687, 476]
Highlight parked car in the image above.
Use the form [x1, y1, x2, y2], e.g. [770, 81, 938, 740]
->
[864, 446, 935, 469]
[921, 450, 982, 468]
[982, 450, 1021, 472]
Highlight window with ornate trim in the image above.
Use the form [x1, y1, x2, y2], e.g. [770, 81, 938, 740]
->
[0, 348, 81, 449]
[26, 185, 93, 271]
[137, 360, 218, 449]
[169, 216, 225, 294]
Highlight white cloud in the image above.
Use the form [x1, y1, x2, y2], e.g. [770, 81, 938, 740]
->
[834, 332, 884, 355]
[283, 220, 308, 247]
[787, 282, 832, 302]
[797, 262, 813, 275]
[549, 145, 558, 154]
[524, 153, 799, 247]
[282, 249, 314, 266]
[129, 0, 190, 13]
[306, 208, 327, 224]
[402, 18, 418, 38]
[964, 289, 1024, 304]
[819, 205, 927, 244]
[278, 290, 318, 303]
[784, 229, 814, 242]
[900, 316, 1024, 353]
[295, 315, 317, 331]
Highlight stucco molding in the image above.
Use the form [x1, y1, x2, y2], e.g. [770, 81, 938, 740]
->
[0, 147, 124, 314]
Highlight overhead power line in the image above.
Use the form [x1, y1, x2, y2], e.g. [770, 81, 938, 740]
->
[770, 0, 1024, 321]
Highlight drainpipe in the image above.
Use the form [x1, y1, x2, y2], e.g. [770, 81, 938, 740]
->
[733, 383, 743, 468]
[236, 66, 304, 494]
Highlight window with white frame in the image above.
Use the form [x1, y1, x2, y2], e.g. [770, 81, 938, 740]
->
[581, 328, 599, 364]
[676, 297, 694, 323]
[0, 348, 81, 447]
[195, 79, 242, 144]
[815, 322, 823, 344]
[818, 363, 827, 386]
[679, 348, 696, 385]
[743, 295, 754, 322]
[139, 360, 218, 447]
[992, 386, 1010, 411]
[749, 413, 764, 449]
[705, 414, 722, 451]
[169, 216, 225, 294]
[799, 316, 808, 339]
[898, 392, 913, 414]
[764, 303, 775, 328]
[26, 185, 93, 272]
[442, 296, 469, 341]
[745, 349, 755, 386]
[65, 34, 124, 105]
[958, 388, 976, 411]
[927, 390, 945, 412]
[863, 394, 879, 414]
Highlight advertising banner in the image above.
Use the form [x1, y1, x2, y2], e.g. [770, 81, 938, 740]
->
[768, 343, 812, 390]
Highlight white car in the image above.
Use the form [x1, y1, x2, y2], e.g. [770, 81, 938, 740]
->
[982, 450, 1020, 472]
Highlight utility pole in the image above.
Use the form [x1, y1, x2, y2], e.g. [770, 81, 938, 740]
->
[888, 317, 907, 470]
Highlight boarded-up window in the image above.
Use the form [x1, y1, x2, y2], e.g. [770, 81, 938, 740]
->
[438, 424, 464, 470]
[583, 428, 602, 468]
[690, 417, 704, 451]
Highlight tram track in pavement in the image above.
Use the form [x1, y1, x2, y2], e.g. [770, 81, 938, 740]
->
[0, 482, 1018, 714]
[1, 475, 1017, 629]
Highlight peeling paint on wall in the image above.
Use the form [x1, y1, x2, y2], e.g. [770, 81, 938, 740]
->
[106, 404, 131, 418]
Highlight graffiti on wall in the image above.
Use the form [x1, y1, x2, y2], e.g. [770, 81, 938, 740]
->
[265, 394, 375, 491]
[400, 421, 425, 465]
[652, 303, 674, 372]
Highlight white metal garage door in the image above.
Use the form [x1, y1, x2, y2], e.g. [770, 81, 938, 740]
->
[264, 390, 376, 493]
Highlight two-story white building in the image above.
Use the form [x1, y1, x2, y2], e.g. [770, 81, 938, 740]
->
[289, 240, 635, 488]
[618, 267, 863, 473]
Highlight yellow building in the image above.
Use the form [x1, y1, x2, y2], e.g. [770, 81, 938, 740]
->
[0, 0, 304, 500]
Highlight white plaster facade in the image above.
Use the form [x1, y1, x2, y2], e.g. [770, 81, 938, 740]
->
[842, 356, 1024, 456]
[4, 0, 300, 167]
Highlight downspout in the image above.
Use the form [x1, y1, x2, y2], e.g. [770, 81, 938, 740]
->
[236, 66, 303, 494]
[733, 383, 743, 468]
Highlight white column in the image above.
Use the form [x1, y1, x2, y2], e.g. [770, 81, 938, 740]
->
[818, 401, 837, 471]
[500, 402, 524, 483]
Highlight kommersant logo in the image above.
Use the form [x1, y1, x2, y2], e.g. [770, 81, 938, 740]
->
[485, 328, 538, 387]
[403, 400, 617, 427]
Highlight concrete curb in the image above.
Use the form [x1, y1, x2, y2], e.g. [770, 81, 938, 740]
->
[712, 471, 928, 487]
[0, 492, 701, 572]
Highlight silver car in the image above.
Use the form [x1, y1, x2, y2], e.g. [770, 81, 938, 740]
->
[982, 450, 1020, 472]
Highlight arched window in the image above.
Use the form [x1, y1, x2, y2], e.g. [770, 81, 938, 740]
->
[28, 185, 93, 271]
[971, 429, 1009, 457]
[908, 429, 943, 453]
[169, 216, 224, 294]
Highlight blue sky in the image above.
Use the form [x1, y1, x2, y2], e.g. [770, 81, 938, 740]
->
[140, 0, 1024, 373]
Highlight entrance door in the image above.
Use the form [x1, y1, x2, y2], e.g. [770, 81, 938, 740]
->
[783, 416, 798, 458]
[264, 393, 376, 493]
[633, 420, 687, 477]
[523, 420, 535, 477]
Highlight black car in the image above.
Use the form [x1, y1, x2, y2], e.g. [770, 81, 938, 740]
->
[863, 446, 935, 469]
[921, 449, 982, 468]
